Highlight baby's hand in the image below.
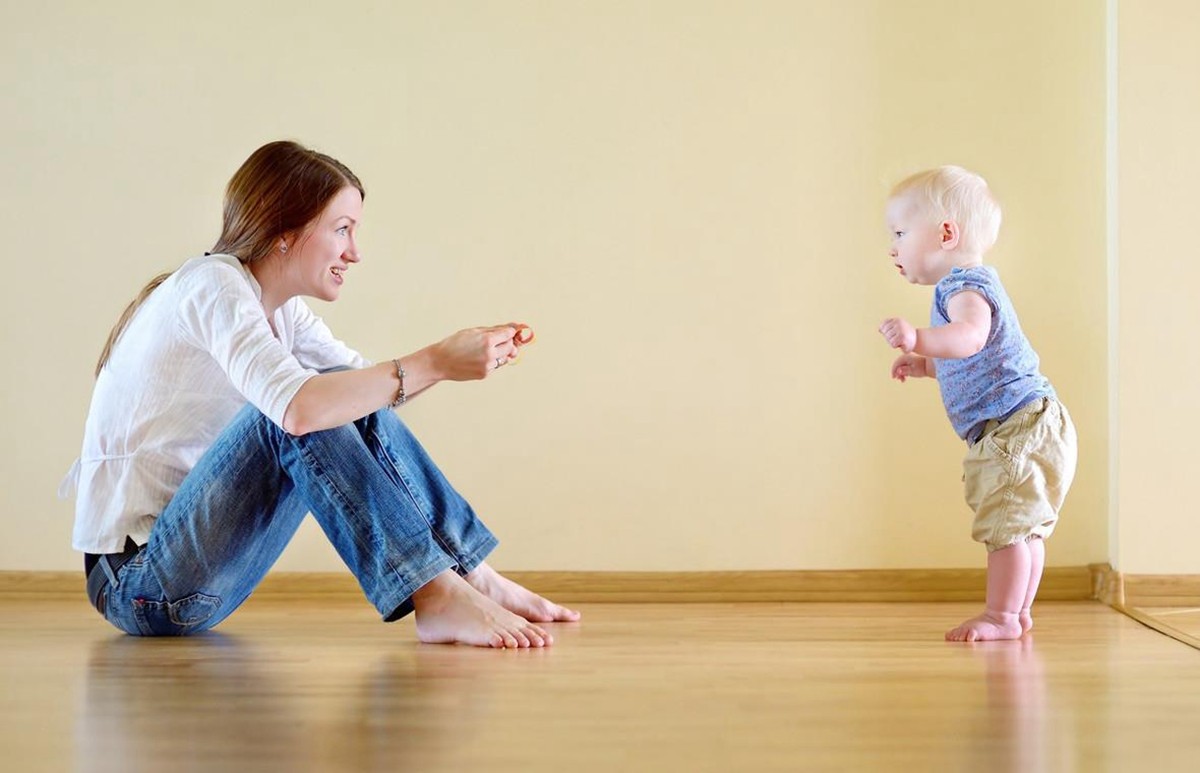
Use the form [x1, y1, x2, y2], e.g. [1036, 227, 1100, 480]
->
[891, 353, 928, 382]
[879, 317, 917, 353]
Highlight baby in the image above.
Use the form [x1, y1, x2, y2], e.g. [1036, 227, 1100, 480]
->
[879, 166, 1077, 642]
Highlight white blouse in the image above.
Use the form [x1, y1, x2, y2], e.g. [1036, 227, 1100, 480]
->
[61, 253, 368, 553]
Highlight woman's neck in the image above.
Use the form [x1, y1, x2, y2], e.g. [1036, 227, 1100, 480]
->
[248, 256, 294, 319]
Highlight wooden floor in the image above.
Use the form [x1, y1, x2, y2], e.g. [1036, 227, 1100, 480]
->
[1136, 606, 1200, 644]
[3, 597, 1199, 772]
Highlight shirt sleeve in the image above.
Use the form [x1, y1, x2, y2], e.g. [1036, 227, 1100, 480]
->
[174, 261, 316, 428]
[288, 299, 371, 371]
[935, 272, 998, 323]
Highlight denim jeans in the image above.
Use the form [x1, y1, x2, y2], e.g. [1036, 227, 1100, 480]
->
[92, 406, 498, 636]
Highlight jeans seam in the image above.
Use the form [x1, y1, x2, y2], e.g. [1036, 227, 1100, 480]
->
[370, 426, 468, 572]
[294, 435, 420, 591]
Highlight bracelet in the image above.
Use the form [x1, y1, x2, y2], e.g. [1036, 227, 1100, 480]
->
[389, 358, 407, 407]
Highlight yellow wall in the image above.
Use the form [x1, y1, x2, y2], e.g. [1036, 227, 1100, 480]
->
[1116, 0, 1200, 574]
[2, 1, 1111, 572]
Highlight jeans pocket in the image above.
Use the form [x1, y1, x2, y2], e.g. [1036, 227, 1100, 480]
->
[132, 592, 223, 636]
[169, 593, 223, 627]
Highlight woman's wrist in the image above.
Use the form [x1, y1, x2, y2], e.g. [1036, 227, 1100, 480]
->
[397, 346, 443, 395]
[388, 358, 407, 407]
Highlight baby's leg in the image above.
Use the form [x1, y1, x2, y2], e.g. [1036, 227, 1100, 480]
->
[946, 543, 1030, 642]
[1020, 538, 1045, 633]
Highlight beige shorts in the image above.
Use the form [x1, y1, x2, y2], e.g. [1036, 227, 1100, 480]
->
[962, 397, 1077, 552]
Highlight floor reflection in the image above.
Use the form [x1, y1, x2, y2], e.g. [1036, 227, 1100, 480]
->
[77, 633, 550, 772]
[78, 633, 303, 772]
[963, 636, 1061, 773]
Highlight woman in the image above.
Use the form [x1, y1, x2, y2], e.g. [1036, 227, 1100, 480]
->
[63, 140, 579, 647]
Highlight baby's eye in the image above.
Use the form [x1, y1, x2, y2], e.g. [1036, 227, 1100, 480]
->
[893, 231, 904, 238]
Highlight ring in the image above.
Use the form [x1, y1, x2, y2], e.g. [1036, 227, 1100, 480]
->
[495, 357, 504, 369]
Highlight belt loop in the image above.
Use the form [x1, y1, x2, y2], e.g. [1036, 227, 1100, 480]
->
[99, 555, 120, 588]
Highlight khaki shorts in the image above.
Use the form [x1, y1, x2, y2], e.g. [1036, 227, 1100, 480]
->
[962, 397, 1077, 552]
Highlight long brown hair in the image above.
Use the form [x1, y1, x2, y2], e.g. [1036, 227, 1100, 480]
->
[95, 141, 365, 377]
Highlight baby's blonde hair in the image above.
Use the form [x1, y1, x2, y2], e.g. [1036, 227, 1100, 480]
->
[889, 165, 1002, 255]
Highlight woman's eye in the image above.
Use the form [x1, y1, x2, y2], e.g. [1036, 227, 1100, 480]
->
[337, 226, 349, 235]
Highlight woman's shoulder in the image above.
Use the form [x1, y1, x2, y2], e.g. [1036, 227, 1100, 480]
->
[172, 253, 253, 294]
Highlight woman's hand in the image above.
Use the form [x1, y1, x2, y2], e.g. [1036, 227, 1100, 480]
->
[431, 324, 526, 381]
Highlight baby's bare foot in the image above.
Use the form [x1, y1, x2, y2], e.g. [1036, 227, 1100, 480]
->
[466, 562, 581, 623]
[412, 570, 552, 648]
[1019, 609, 1033, 634]
[946, 610, 1024, 642]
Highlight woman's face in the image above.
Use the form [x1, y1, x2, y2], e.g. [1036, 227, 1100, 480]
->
[289, 185, 364, 302]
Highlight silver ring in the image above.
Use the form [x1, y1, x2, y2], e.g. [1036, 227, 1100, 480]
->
[495, 357, 504, 369]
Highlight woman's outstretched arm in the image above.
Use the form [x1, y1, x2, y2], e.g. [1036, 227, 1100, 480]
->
[282, 324, 524, 436]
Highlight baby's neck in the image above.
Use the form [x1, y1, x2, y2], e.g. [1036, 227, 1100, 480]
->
[932, 253, 985, 282]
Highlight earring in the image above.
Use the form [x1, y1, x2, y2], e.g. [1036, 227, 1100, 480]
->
[280, 244, 288, 254]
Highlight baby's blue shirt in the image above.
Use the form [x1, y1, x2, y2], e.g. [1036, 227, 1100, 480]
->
[932, 266, 1055, 442]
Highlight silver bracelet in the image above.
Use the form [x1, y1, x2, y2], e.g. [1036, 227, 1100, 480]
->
[389, 358, 407, 407]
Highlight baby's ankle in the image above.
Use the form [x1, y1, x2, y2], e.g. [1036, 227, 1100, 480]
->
[983, 608, 1021, 624]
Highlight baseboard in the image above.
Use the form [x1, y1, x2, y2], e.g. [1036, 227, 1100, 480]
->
[1120, 574, 1200, 607]
[1091, 569, 1200, 651]
[0, 565, 1099, 603]
[1091, 562, 1125, 606]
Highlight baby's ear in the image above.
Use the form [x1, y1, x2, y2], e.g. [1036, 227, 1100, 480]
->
[940, 220, 961, 250]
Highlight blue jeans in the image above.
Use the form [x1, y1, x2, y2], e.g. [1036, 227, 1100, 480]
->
[92, 406, 498, 636]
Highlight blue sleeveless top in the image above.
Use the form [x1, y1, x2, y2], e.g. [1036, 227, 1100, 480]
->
[932, 266, 1054, 442]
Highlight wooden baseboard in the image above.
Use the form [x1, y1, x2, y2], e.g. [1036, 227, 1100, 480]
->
[1091, 562, 1125, 606]
[0, 565, 1100, 603]
[1087, 568, 1200, 651]
[1121, 575, 1200, 607]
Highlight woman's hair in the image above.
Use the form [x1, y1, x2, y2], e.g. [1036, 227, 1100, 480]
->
[95, 140, 365, 377]
[889, 165, 1001, 256]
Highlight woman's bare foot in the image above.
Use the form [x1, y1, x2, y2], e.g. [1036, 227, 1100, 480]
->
[465, 562, 582, 623]
[412, 570, 552, 648]
[946, 609, 1024, 642]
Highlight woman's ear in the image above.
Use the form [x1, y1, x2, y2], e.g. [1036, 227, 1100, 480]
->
[278, 237, 290, 255]
[940, 220, 961, 250]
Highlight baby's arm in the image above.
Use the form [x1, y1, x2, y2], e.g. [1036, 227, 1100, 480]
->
[880, 290, 991, 359]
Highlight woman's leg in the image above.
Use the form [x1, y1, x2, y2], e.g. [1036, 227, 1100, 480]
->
[360, 409, 498, 575]
[102, 405, 551, 645]
[101, 406, 337, 636]
[366, 409, 580, 623]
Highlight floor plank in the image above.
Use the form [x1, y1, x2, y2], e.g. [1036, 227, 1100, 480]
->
[2, 598, 1198, 772]
[1136, 606, 1200, 643]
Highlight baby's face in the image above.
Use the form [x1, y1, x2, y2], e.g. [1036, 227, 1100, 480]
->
[885, 195, 948, 286]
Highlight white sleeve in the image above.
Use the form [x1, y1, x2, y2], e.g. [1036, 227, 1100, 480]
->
[288, 299, 371, 371]
[175, 262, 316, 428]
